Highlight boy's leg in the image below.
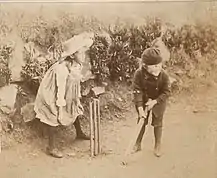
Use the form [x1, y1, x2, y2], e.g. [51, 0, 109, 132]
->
[152, 103, 166, 157]
[152, 114, 163, 157]
[47, 125, 63, 158]
[154, 126, 162, 157]
[73, 116, 90, 140]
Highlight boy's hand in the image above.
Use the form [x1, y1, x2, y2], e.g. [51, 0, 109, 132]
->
[145, 99, 157, 111]
[138, 107, 145, 118]
[137, 107, 146, 123]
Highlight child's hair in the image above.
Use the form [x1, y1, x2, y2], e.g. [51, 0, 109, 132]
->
[64, 54, 82, 66]
[59, 55, 74, 65]
[65, 55, 74, 62]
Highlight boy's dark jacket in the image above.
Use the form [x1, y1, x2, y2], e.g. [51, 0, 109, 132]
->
[133, 67, 171, 117]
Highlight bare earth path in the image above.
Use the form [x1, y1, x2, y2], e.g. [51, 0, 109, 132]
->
[0, 88, 217, 178]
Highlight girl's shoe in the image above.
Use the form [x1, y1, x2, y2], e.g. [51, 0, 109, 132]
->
[47, 147, 64, 158]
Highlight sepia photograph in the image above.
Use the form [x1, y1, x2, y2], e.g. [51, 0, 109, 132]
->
[0, 0, 216, 177]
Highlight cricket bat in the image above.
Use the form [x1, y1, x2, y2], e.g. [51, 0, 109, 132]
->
[124, 107, 150, 155]
[121, 108, 150, 165]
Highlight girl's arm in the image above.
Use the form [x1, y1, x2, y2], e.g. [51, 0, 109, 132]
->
[56, 64, 69, 107]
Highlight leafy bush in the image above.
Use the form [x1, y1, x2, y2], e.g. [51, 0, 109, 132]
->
[0, 44, 12, 87]
[0, 14, 217, 93]
[20, 59, 53, 94]
[89, 34, 110, 83]
[163, 23, 217, 58]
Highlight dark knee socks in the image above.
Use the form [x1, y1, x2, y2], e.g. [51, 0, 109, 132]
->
[73, 118, 83, 135]
[154, 126, 162, 148]
[48, 125, 58, 149]
[135, 125, 162, 147]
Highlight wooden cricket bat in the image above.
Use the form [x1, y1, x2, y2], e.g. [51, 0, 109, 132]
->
[124, 108, 149, 156]
[121, 108, 150, 166]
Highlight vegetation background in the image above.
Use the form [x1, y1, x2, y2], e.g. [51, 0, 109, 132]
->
[0, 1, 217, 148]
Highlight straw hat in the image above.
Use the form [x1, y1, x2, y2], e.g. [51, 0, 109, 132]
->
[59, 32, 94, 62]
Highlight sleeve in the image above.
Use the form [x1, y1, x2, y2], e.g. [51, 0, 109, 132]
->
[156, 72, 171, 104]
[132, 69, 143, 108]
[75, 81, 82, 103]
[56, 64, 69, 107]
[77, 81, 81, 98]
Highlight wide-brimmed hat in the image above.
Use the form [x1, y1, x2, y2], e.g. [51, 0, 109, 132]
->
[59, 32, 94, 62]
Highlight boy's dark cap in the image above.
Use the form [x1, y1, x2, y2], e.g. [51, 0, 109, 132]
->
[141, 47, 163, 65]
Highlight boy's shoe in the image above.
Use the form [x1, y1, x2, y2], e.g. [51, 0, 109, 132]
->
[47, 147, 64, 158]
[154, 145, 161, 157]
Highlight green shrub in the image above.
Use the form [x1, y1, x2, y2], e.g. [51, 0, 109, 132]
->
[0, 14, 217, 92]
[0, 44, 12, 87]
[89, 34, 110, 83]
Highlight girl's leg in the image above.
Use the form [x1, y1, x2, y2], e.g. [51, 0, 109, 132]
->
[73, 116, 90, 140]
[47, 125, 63, 158]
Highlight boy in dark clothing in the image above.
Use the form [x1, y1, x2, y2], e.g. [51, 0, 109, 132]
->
[133, 47, 171, 157]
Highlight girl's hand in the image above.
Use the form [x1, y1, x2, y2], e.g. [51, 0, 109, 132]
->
[77, 100, 84, 112]
[57, 106, 63, 125]
[78, 104, 84, 112]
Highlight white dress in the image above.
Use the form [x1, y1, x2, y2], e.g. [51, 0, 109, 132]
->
[34, 62, 83, 126]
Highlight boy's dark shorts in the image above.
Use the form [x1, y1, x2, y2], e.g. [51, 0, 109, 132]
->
[143, 111, 163, 127]
[136, 101, 167, 127]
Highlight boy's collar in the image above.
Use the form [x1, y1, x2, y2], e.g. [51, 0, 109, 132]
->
[141, 67, 161, 79]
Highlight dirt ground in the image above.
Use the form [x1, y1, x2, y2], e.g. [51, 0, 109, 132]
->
[0, 86, 217, 178]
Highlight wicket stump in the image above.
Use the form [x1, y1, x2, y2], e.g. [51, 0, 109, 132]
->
[89, 98, 101, 157]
